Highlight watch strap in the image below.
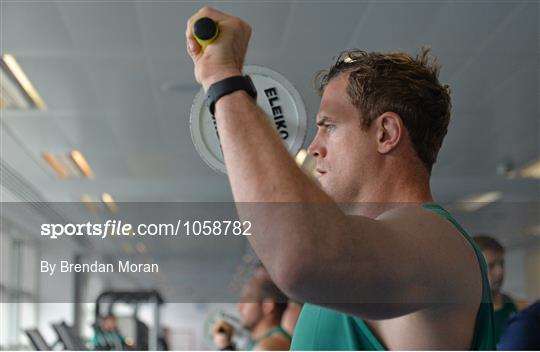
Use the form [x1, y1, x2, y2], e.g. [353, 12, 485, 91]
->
[206, 75, 257, 115]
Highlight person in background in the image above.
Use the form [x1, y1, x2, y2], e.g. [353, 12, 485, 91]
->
[473, 235, 528, 344]
[213, 268, 291, 350]
[91, 313, 126, 350]
[497, 300, 540, 350]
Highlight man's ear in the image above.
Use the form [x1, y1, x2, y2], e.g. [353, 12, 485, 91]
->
[375, 112, 404, 154]
[261, 299, 275, 315]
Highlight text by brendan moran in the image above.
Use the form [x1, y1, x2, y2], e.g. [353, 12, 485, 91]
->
[40, 260, 158, 276]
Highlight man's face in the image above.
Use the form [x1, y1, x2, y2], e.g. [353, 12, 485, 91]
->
[238, 281, 263, 331]
[308, 74, 377, 202]
[483, 249, 505, 293]
[238, 302, 262, 330]
[101, 317, 117, 331]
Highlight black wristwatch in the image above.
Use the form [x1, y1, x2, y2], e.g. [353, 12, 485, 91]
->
[206, 75, 257, 115]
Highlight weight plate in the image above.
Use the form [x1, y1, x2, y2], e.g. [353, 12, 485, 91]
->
[190, 65, 308, 174]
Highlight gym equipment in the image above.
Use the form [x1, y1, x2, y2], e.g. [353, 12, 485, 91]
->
[193, 17, 220, 52]
[52, 321, 88, 350]
[24, 329, 52, 351]
[95, 290, 164, 351]
[189, 18, 308, 174]
[190, 65, 308, 174]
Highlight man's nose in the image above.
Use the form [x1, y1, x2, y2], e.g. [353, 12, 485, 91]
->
[307, 138, 326, 158]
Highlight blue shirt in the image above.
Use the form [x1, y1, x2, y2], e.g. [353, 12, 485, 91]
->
[497, 301, 540, 350]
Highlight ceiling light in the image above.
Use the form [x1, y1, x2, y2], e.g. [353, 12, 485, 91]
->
[70, 150, 95, 178]
[295, 149, 319, 177]
[498, 158, 540, 179]
[42, 152, 67, 178]
[454, 191, 502, 212]
[1, 54, 46, 110]
[517, 159, 540, 179]
[42, 150, 94, 179]
[0, 95, 7, 108]
[101, 193, 118, 213]
[81, 194, 100, 213]
[295, 149, 307, 165]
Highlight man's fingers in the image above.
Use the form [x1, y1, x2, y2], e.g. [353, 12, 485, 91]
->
[185, 15, 202, 61]
[186, 36, 201, 59]
[212, 320, 225, 334]
[212, 320, 233, 335]
[196, 6, 228, 21]
[188, 6, 226, 35]
[185, 8, 220, 50]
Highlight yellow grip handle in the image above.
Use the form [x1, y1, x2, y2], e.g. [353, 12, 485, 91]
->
[193, 17, 220, 52]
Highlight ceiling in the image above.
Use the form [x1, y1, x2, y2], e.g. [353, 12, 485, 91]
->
[0, 0, 538, 299]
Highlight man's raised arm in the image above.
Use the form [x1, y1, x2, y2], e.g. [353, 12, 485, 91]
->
[184, 7, 477, 320]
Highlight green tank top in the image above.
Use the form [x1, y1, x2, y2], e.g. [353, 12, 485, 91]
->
[493, 296, 518, 344]
[245, 325, 291, 350]
[291, 203, 495, 350]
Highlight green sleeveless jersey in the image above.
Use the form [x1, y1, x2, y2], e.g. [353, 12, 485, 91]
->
[245, 325, 291, 350]
[291, 203, 495, 350]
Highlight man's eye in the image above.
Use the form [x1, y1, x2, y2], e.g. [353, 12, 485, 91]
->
[325, 124, 335, 131]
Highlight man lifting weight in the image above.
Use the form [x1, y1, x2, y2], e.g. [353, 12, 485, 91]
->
[213, 267, 291, 350]
[186, 7, 495, 350]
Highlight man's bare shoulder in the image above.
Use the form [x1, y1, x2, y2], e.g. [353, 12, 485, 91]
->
[365, 204, 484, 349]
[375, 204, 482, 303]
[376, 203, 453, 229]
[280, 203, 483, 320]
[376, 204, 472, 251]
